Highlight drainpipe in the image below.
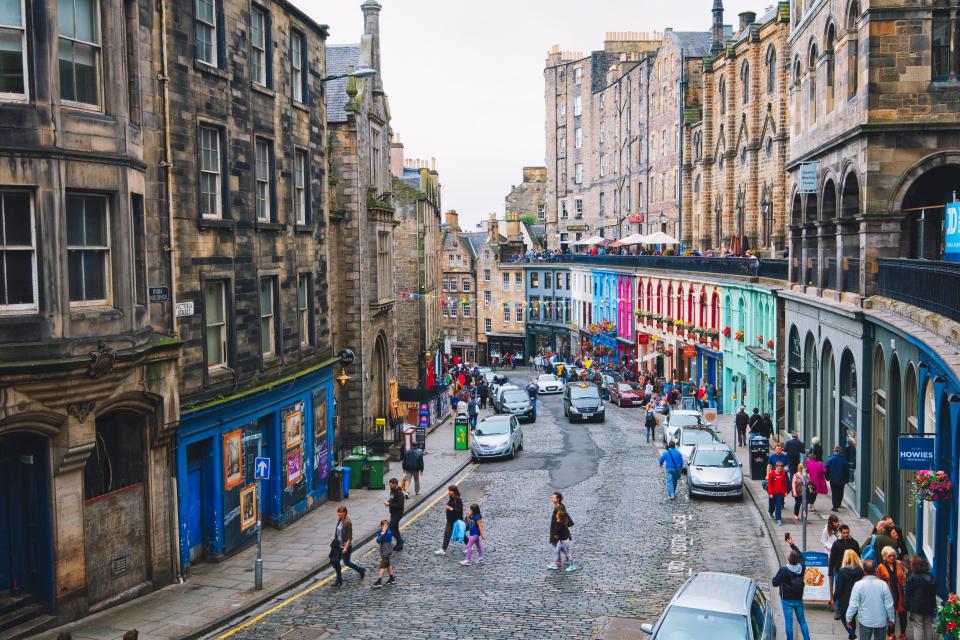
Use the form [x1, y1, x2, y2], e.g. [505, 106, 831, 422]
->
[677, 49, 686, 252]
[158, 0, 178, 338]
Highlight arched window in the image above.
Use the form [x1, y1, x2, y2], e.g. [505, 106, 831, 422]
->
[825, 24, 836, 111]
[647, 282, 653, 312]
[808, 43, 818, 125]
[656, 283, 663, 314]
[741, 61, 750, 104]
[711, 292, 719, 329]
[847, 1, 859, 98]
[667, 284, 673, 318]
[677, 285, 684, 322]
[687, 289, 694, 322]
[766, 46, 776, 94]
[699, 291, 707, 327]
[718, 76, 726, 115]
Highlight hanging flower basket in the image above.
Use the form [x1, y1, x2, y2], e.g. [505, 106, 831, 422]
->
[664, 349, 674, 357]
[734, 330, 745, 343]
[767, 339, 775, 349]
[913, 470, 953, 502]
[757, 335, 764, 344]
[722, 327, 731, 338]
[937, 593, 960, 636]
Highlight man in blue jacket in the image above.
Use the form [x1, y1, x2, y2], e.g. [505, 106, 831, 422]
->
[824, 445, 848, 512]
[658, 440, 685, 500]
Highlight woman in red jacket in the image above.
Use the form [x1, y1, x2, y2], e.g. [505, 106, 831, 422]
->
[767, 461, 789, 526]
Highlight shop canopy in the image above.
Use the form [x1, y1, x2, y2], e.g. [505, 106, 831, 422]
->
[614, 233, 648, 246]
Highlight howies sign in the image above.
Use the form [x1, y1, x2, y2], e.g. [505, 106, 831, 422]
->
[898, 436, 935, 471]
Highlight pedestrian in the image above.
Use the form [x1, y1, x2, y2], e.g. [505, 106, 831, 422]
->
[805, 453, 829, 512]
[644, 406, 657, 443]
[834, 550, 865, 639]
[821, 513, 841, 553]
[525, 379, 539, 417]
[877, 546, 908, 639]
[766, 461, 789, 525]
[547, 498, 575, 572]
[876, 515, 909, 559]
[772, 540, 811, 640]
[825, 445, 849, 512]
[759, 412, 774, 439]
[435, 485, 464, 556]
[330, 506, 366, 587]
[790, 462, 808, 523]
[735, 406, 749, 447]
[829, 525, 861, 578]
[748, 407, 761, 434]
[784, 432, 805, 477]
[467, 395, 478, 428]
[477, 380, 488, 410]
[401, 445, 424, 498]
[767, 442, 789, 475]
[905, 555, 936, 640]
[658, 440, 685, 500]
[846, 559, 895, 640]
[460, 503, 485, 566]
[809, 436, 824, 462]
[371, 520, 397, 588]
[450, 391, 461, 414]
[384, 478, 405, 552]
[870, 522, 897, 564]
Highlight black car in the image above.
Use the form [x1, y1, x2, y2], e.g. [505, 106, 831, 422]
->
[563, 382, 605, 423]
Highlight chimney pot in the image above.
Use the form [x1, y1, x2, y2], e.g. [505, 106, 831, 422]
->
[739, 11, 756, 31]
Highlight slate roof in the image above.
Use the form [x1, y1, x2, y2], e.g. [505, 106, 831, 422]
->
[666, 31, 714, 58]
[463, 232, 489, 257]
[325, 44, 361, 123]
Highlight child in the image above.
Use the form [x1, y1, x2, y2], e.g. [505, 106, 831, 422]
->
[371, 520, 396, 588]
[548, 504, 575, 572]
[767, 461, 789, 526]
[460, 504, 485, 566]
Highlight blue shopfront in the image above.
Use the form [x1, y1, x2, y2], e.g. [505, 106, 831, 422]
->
[175, 360, 337, 573]
[695, 345, 723, 412]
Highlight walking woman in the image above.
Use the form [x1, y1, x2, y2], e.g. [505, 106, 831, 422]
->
[435, 485, 463, 557]
[821, 514, 841, 553]
[905, 555, 936, 640]
[805, 453, 829, 512]
[878, 546, 908, 640]
[766, 461, 788, 526]
[547, 504, 575, 572]
[791, 462, 807, 523]
[460, 503, 485, 566]
[834, 550, 864, 640]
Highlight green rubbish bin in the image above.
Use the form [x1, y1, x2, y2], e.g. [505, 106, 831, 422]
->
[351, 445, 370, 457]
[343, 455, 364, 489]
[454, 414, 470, 451]
[366, 456, 385, 489]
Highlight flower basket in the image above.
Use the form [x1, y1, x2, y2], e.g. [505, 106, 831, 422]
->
[766, 339, 775, 349]
[734, 330, 745, 343]
[722, 327, 731, 338]
[913, 470, 953, 502]
[937, 593, 960, 636]
[673, 319, 684, 328]
[705, 329, 719, 339]
[757, 335, 764, 344]
[664, 349, 674, 357]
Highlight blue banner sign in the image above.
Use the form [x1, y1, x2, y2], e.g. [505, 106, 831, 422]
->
[898, 436, 935, 471]
[946, 202, 960, 263]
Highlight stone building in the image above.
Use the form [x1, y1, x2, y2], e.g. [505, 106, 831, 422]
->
[163, 0, 337, 577]
[544, 34, 662, 250]
[0, 0, 182, 627]
[440, 212, 479, 363]
[392, 148, 443, 401]
[474, 215, 527, 364]
[326, 0, 398, 439]
[686, 2, 791, 252]
[505, 167, 547, 224]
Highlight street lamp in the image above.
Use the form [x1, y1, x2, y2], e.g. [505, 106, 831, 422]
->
[761, 195, 772, 249]
[335, 348, 355, 388]
[319, 66, 377, 84]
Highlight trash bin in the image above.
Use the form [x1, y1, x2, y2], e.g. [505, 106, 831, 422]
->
[340, 465, 351, 499]
[366, 456, 385, 489]
[749, 436, 770, 481]
[344, 455, 364, 489]
[454, 414, 470, 451]
[351, 445, 370, 457]
[328, 467, 344, 501]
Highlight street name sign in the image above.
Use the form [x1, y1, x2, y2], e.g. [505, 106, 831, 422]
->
[149, 286, 170, 302]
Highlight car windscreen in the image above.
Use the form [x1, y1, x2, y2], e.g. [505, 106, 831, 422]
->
[475, 420, 510, 436]
[616, 383, 634, 392]
[502, 391, 529, 403]
[655, 606, 748, 639]
[569, 386, 599, 400]
[693, 450, 738, 467]
[671, 414, 703, 427]
[538, 375, 558, 382]
[681, 429, 719, 446]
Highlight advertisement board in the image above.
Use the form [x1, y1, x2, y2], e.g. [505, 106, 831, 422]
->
[946, 202, 960, 263]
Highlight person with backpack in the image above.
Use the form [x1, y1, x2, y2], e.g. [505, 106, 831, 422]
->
[547, 499, 575, 572]
[772, 535, 811, 640]
[467, 396, 479, 428]
[371, 520, 396, 588]
[460, 503, 485, 566]
[658, 440, 685, 500]
[435, 485, 464, 557]
[905, 555, 936, 640]
[644, 407, 657, 443]
[401, 445, 424, 498]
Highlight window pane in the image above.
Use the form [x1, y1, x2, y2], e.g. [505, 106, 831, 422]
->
[933, 18, 950, 80]
[251, 8, 263, 48]
[4, 250, 32, 304]
[204, 282, 222, 324]
[57, 0, 73, 37]
[298, 276, 307, 308]
[83, 197, 105, 245]
[2, 191, 31, 245]
[72, 41, 98, 105]
[68, 250, 83, 299]
[259, 278, 272, 314]
[205, 325, 223, 364]
[0, 0, 22, 27]
[195, 22, 213, 64]
[0, 30, 25, 94]
[74, 0, 96, 42]
[260, 319, 271, 353]
[195, 0, 213, 23]
[82, 250, 105, 299]
[58, 40, 75, 101]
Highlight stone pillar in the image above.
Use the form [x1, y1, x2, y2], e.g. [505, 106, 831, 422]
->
[801, 223, 817, 287]
[860, 214, 902, 296]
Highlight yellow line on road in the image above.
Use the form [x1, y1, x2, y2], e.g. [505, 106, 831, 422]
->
[216, 463, 477, 639]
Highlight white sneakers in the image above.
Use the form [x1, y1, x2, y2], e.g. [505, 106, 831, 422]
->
[434, 549, 446, 556]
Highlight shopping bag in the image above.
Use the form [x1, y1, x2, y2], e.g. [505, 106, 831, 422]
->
[451, 519, 466, 545]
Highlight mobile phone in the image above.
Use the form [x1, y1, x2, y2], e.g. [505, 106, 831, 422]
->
[784, 533, 791, 541]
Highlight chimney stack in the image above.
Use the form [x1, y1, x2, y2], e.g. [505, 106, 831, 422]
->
[361, 1, 382, 89]
[445, 210, 460, 231]
[505, 211, 520, 241]
[389, 132, 404, 178]
[711, 0, 725, 56]
[739, 11, 756, 32]
[488, 213, 500, 243]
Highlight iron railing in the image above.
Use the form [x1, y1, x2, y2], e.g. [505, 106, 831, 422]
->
[877, 258, 960, 323]
[553, 254, 761, 277]
[758, 259, 788, 280]
[336, 416, 403, 463]
[843, 258, 860, 294]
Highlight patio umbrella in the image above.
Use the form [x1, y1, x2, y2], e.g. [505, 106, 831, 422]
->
[642, 231, 680, 245]
[617, 233, 648, 246]
[578, 235, 606, 245]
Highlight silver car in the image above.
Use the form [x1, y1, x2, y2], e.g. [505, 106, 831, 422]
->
[677, 425, 722, 465]
[641, 571, 776, 640]
[470, 415, 523, 461]
[687, 444, 744, 499]
[662, 409, 706, 445]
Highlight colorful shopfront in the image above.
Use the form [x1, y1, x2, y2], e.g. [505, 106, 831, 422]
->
[720, 282, 778, 421]
[175, 360, 337, 574]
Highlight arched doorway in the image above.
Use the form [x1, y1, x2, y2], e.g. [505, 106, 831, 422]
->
[902, 364, 919, 550]
[790, 193, 803, 284]
[870, 345, 888, 515]
[0, 431, 53, 607]
[898, 163, 960, 259]
[370, 333, 389, 422]
[839, 349, 858, 489]
[821, 341, 836, 455]
[840, 172, 861, 293]
[803, 332, 818, 443]
[804, 193, 818, 285]
[788, 326, 802, 435]
[886, 355, 902, 525]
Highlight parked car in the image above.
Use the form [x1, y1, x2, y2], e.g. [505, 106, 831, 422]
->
[486, 373, 509, 395]
[536, 374, 563, 394]
[662, 409, 707, 445]
[676, 426, 722, 465]
[470, 414, 523, 461]
[599, 374, 619, 400]
[687, 444, 744, 499]
[640, 571, 775, 639]
[608, 382, 646, 407]
[563, 382, 605, 423]
[493, 386, 535, 421]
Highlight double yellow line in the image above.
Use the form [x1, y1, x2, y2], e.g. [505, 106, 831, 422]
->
[217, 463, 477, 639]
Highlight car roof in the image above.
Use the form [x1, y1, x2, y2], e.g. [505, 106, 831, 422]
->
[499, 384, 520, 392]
[538, 374, 557, 379]
[692, 442, 730, 451]
[479, 414, 511, 423]
[672, 410, 703, 417]
[673, 572, 753, 614]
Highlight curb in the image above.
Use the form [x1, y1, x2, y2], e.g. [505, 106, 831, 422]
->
[183, 454, 473, 640]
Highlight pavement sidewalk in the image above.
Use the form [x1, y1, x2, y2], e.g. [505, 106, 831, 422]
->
[41, 415, 472, 640]
[712, 414, 876, 639]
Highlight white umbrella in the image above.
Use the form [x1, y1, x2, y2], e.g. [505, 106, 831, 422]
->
[576, 235, 606, 245]
[642, 231, 680, 245]
[617, 233, 648, 246]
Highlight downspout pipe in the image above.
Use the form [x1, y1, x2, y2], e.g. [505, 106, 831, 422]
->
[677, 48, 686, 254]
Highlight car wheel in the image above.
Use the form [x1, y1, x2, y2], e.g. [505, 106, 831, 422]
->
[518, 439, 523, 451]
[509, 446, 516, 460]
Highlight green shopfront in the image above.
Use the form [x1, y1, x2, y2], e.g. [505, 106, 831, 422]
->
[720, 282, 779, 422]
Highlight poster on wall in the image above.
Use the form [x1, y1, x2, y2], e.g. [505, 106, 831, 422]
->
[239, 485, 257, 531]
[313, 391, 329, 483]
[286, 448, 303, 488]
[224, 429, 243, 490]
[285, 406, 304, 450]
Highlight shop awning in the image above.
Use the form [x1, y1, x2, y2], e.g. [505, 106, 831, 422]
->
[616, 336, 636, 346]
[641, 352, 660, 362]
[485, 332, 525, 338]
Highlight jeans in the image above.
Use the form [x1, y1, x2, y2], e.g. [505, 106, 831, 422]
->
[553, 540, 572, 564]
[781, 599, 811, 640]
[332, 548, 364, 582]
[858, 624, 888, 640]
[910, 613, 934, 640]
[664, 469, 681, 498]
[469, 413, 477, 427]
[389, 514, 403, 547]
[530, 398, 537, 416]
[645, 426, 655, 442]
[770, 494, 784, 522]
[830, 481, 845, 510]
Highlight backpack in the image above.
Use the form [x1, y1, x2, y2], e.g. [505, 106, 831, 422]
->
[861, 535, 877, 563]
[783, 568, 805, 594]
[645, 412, 657, 428]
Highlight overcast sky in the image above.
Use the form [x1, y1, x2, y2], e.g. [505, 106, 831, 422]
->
[296, 0, 763, 230]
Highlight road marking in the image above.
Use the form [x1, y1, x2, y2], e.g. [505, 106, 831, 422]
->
[216, 463, 477, 639]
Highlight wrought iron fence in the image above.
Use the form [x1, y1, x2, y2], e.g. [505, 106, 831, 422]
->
[877, 258, 960, 323]
[555, 254, 761, 277]
[758, 259, 788, 280]
[336, 416, 403, 463]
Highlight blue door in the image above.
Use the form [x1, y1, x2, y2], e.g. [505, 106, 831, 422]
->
[185, 442, 208, 562]
[0, 433, 52, 604]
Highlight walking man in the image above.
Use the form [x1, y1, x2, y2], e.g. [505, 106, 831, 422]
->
[785, 432, 805, 478]
[735, 406, 749, 446]
[658, 440, 684, 500]
[467, 395, 479, 427]
[401, 445, 424, 498]
[384, 478, 405, 552]
[477, 380, 488, 410]
[825, 445, 849, 511]
[644, 407, 657, 443]
[330, 506, 366, 587]
[846, 560, 895, 640]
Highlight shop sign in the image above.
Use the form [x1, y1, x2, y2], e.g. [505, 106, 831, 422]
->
[566, 225, 589, 231]
[946, 202, 960, 263]
[897, 436, 935, 470]
[682, 345, 696, 359]
[787, 370, 811, 389]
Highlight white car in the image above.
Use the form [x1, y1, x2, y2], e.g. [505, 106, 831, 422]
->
[536, 374, 563, 394]
[662, 409, 707, 445]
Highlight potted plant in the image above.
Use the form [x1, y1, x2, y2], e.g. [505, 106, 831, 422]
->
[734, 330, 745, 343]
[767, 339, 775, 349]
[722, 327, 732, 338]
[913, 470, 953, 502]
[757, 334, 764, 345]
[937, 593, 960, 637]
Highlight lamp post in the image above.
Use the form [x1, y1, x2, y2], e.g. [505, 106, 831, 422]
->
[319, 66, 377, 84]
[761, 195, 772, 250]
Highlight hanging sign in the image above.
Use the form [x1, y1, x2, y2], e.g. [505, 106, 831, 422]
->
[798, 162, 819, 194]
[945, 202, 960, 263]
[683, 345, 697, 359]
[898, 436, 935, 471]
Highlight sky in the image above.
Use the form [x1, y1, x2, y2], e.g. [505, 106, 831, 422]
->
[295, 0, 764, 230]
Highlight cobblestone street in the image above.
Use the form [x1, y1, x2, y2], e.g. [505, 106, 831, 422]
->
[216, 371, 777, 640]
